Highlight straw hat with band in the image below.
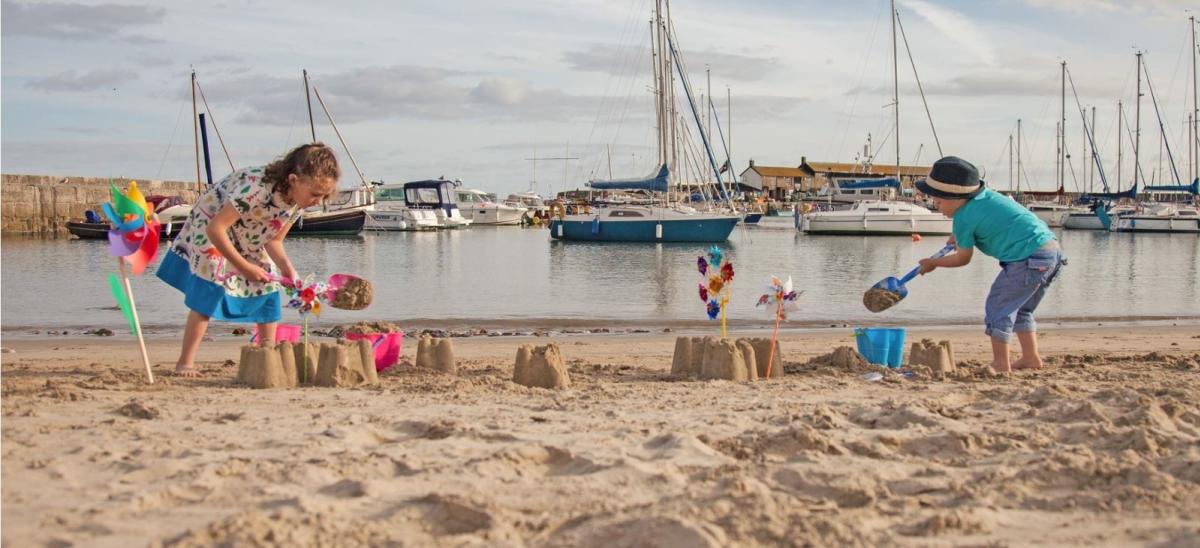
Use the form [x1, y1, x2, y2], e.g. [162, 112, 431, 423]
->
[915, 156, 986, 200]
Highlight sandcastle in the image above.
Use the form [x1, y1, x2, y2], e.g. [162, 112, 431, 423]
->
[236, 339, 379, 389]
[415, 335, 456, 374]
[908, 339, 956, 376]
[513, 343, 570, 389]
[671, 336, 785, 381]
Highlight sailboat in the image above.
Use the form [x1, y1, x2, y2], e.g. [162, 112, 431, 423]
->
[547, 0, 739, 243]
[800, 0, 951, 236]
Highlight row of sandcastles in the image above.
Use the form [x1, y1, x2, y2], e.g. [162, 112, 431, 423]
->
[237, 335, 572, 389]
[237, 333, 956, 389]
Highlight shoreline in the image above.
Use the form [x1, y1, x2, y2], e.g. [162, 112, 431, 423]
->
[3, 314, 1199, 340]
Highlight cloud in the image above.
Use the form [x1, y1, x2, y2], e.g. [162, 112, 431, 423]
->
[26, 68, 139, 92]
[1018, 0, 1186, 18]
[562, 43, 782, 82]
[196, 66, 603, 125]
[0, 0, 164, 39]
[898, 0, 996, 66]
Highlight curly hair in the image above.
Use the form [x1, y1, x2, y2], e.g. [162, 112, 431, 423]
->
[263, 143, 341, 196]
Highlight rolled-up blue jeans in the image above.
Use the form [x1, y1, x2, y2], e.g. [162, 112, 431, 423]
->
[984, 243, 1065, 343]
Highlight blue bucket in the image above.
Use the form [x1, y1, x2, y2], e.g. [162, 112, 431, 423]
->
[854, 327, 907, 368]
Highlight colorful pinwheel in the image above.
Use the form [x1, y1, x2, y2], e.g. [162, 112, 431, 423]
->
[756, 275, 804, 378]
[103, 181, 160, 383]
[697, 246, 734, 338]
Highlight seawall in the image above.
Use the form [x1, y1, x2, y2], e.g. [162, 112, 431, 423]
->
[1, 174, 201, 235]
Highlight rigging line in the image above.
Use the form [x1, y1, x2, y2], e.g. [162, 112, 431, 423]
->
[1064, 66, 1110, 191]
[284, 78, 303, 151]
[1118, 102, 1151, 188]
[154, 76, 190, 180]
[310, 83, 367, 186]
[1141, 61, 1183, 184]
[581, 0, 647, 180]
[894, 8, 941, 157]
[667, 26, 735, 212]
[192, 75, 236, 172]
[831, 0, 885, 161]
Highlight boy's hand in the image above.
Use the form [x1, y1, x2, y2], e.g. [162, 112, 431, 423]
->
[918, 258, 938, 275]
[238, 263, 271, 283]
[946, 235, 957, 249]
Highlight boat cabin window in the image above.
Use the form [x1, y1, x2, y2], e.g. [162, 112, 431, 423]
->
[868, 208, 891, 212]
[407, 187, 443, 205]
[457, 192, 476, 204]
[376, 188, 405, 201]
[844, 189, 857, 195]
[609, 210, 644, 217]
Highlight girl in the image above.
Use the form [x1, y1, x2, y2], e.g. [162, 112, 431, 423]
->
[157, 143, 340, 376]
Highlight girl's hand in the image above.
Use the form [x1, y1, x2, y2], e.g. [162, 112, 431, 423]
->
[918, 258, 938, 275]
[239, 263, 271, 283]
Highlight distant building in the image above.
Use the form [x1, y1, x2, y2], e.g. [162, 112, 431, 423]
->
[739, 157, 932, 199]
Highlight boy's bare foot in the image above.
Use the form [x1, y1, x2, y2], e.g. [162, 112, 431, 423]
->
[989, 360, 1013, 374]
[1011, 357, 1044, 370]
[174, 364, 201, 377]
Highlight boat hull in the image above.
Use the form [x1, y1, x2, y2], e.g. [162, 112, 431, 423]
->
[1031, 209, 1069, 228]
[66, 221, 184, 240]
[1063, 213, 1107, 230]
[803, 216, 951, 235]
[289, 209, 366, 236]
[1114, 216, 1200, 233]
[549, 215, 738, 242]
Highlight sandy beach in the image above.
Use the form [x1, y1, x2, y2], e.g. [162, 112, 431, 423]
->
[2, 323, 1199, 546]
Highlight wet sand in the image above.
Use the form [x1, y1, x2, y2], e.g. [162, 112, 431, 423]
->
[2, 324, 1199, 546]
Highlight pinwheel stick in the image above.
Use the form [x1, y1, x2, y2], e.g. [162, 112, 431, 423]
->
[118, 257, 154, 384]
[720, 293, 729, 339]
[765, 300, 783, 379]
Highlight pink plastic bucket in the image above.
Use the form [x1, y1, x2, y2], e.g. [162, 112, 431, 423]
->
[252, 323, 302, 344]
[344, 331, 404, 372]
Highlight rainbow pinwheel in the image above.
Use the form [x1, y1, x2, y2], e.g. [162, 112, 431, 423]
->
[103, 182, 160, 276]
[103, 181, 160, 383]
[696, 245, 734, 337]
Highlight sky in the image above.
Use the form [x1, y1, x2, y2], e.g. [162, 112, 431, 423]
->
[2, 0, 1198, 197]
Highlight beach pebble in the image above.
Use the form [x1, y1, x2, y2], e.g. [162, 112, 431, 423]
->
[116, 399, 159, 420]
[1, 347, 13, 354]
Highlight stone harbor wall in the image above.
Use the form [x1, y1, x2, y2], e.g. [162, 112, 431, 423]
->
[1, 174, 200, 235]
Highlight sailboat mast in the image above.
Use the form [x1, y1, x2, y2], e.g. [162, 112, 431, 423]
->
[1118, 101, 1123, 191]
[1191, 15, 1197, 184]
[1008, 133, 1013, 192]
[892, 0, 900, 175]
[303, 69, 316, 143]
[665, 0, 678, 190]
[1135, 52, 1143, 191]
[191, 70, 201, 192]
[650, 17, 662, 167]
[1017, 118, 1023, 193]
[1090, 106, 1096, 194]
[1059, 61, 1066, 193]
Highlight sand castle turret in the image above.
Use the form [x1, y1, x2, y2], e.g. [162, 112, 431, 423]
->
[513, 343, 570, 389]
[237, 339, 378, 389]
[671, 337, 782, 381]
[416, 335, 456, 374]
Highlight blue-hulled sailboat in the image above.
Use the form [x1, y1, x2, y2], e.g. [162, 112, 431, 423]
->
[549, 0, 739, 243]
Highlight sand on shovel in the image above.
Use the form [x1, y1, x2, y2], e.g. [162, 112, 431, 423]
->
[331, 278, 374, 310]
[863, 287, 903, 313]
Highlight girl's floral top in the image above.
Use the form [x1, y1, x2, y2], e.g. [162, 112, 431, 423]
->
[170, 166, 301, 297]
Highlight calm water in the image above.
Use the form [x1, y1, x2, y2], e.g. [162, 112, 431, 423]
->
[3, 217, 1198, 332]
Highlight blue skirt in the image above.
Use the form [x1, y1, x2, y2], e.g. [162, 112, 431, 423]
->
[157, 251, 281, 324]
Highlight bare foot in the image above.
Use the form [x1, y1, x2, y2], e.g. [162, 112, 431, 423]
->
[989, 360, 1012, 374]
[174, 364, 201, 377]
[1011, 357, 1044, 370]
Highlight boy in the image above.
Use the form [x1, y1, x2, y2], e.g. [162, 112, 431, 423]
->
[915, 156, 1065, 373]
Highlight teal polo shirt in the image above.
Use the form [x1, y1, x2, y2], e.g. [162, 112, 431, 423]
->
[952, 188, 1054, 263]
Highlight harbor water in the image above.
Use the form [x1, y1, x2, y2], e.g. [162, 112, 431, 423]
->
[2, 217, 1198, 333]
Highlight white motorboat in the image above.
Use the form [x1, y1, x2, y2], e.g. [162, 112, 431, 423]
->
[1114, 204, 1200, 233]
[365, 182, 439, 231]
[801, 200, 951, 235]
[455, 188, 526, 226]
[1063, 205, 1135, 230]
[504, 191, 549, 215]
[1024, 201, 1076, 228]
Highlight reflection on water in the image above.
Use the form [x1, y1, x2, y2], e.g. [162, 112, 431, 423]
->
[2, 222, 1197, 330]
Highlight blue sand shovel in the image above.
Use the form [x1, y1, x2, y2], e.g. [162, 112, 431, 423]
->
[864, 243, 955, 312]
